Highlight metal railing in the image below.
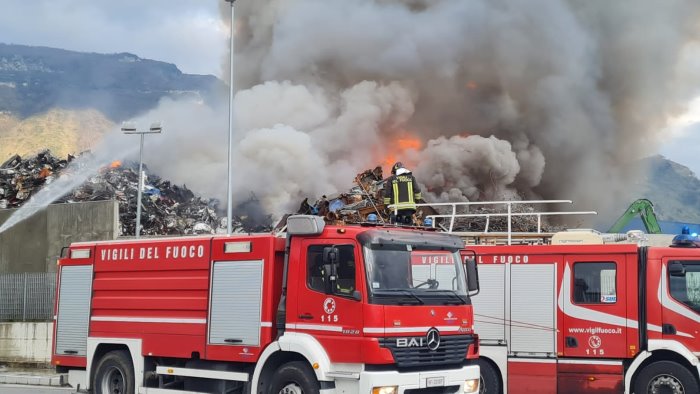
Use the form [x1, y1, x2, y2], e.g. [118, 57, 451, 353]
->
[0, 272, 56, 322]
[389, 200, 597, 245]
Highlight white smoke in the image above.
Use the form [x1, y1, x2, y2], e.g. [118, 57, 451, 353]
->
[130, 80, 413, 213]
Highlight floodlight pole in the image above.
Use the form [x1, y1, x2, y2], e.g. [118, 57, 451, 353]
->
[225, 0, 236, 234]
[137, 133, 145, 237]
[122, 123, 162, 238]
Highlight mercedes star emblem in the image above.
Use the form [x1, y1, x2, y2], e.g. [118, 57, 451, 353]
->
[426, 328, 441, 351]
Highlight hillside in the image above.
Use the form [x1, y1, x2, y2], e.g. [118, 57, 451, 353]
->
[0, 43, 224, 121]
[629, 155, 700, 224]
[0, 109, 113, 160]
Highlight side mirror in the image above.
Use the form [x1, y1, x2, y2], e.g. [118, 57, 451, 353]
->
[322, 263, 337, 294]
[322, 246, 339, 295]
[323, 246, 339, 265]
[464, 256, 480, 295]
[669, 261, 686, 277]
[352, 290, 362, 301]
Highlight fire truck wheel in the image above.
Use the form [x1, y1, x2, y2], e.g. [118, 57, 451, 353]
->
[634, 361, 699, 394]
[476, 358, 501, 394]
[93, 350, 135, 394]
[268, 361, 320, 394]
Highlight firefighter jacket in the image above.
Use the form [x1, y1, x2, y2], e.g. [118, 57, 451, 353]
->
[383, 171, 422, 211]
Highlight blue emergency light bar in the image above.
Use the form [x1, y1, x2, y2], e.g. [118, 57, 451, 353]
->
[671, 226, 700, 247]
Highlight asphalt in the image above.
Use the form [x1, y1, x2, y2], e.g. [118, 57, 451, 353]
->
[0, 365, 67, 387]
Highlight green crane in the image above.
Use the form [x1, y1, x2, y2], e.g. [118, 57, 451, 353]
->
[608, 198, 662, 234]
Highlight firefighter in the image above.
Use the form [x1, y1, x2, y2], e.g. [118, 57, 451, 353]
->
[383, 162, 422, 225]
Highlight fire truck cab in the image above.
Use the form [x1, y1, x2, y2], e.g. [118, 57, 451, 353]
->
[52, 216, 481, 394]
[464, 230, 700, 394]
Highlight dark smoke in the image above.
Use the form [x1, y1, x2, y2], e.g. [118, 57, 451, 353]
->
[186, 0, 700, 217]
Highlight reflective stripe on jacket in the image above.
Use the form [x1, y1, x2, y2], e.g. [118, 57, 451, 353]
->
[383, 173, 422, 210]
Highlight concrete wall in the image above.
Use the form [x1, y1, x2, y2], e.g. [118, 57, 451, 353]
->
[0, 207, 47, 274]
[0, 322, 52, 364]
[0, 200, 118, 273]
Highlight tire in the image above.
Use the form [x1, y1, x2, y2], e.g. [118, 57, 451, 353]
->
[268, 361, 320, 394]
[93, 350, 135, 394]
[476, 358, 502, 394]
[634, 361, 699, 394]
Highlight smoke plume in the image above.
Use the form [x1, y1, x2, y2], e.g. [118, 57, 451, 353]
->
[159, 0, 700, 217]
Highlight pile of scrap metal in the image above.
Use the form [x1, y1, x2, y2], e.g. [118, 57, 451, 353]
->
[440, 204, 564, 233]
[1, 150, 270, 236]
[295, 166, 436, 226]
[0, 151, 73, 209]
[293, 166, 561, 233]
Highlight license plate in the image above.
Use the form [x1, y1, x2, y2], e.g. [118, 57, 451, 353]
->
[426, 377, 445, 387]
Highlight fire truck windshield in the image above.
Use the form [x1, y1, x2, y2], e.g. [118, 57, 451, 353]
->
[363, 246, 468, 305]
[359, 231, 469, 305]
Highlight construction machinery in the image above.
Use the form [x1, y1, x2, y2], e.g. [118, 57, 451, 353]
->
[608, 199, 662, 234]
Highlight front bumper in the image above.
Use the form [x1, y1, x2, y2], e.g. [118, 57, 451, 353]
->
[357, 365, 480, 394]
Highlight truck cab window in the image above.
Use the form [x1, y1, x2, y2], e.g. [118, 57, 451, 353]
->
[573, 262, 617, 304]
[669, 261, 700, 313]
[307, 244, 356, 296]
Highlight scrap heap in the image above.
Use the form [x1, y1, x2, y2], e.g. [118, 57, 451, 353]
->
[2, 151, 560, 236]
[297, 166, 394, 223]
[297, 166, 561, 233]
[0, 151, 73, 209]
[0, 151, 271, 235]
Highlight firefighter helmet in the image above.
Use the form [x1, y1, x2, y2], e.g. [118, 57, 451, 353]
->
[392, 162, 404, 175]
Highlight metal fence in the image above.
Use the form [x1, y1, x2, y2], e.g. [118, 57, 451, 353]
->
[0, 272, 56, 322]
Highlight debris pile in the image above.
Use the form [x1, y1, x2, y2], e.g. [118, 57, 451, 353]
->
[2, 150, 560, 236]
[296, 166, 405, 224]
[1, 151, 272, 235]
[0, 151, 72, 209]
[433, 204, 565, 233]
[296, 166, 561, 233]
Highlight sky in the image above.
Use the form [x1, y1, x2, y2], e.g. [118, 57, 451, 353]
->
[0, 0, 227, 76]
[661, 97, 700, 176]
[0, 0, 699, 177]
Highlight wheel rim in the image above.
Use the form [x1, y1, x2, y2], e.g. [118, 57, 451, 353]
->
[101, 366, 126, 394]
[278, 382, 304, 394]
[647, 374, 685, 394]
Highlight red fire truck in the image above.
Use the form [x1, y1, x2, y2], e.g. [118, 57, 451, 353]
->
[52, 215, 481, 394]
[463, 230, 700, 394]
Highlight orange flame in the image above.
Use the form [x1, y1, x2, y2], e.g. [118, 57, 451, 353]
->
[110, 161, 122, 168]
[39, 167, 52, 178]
[466, 81, 478, 90]
[397, 137, 422, 150]
[380, 134, 423, 175]
[383, 154, 397, 173]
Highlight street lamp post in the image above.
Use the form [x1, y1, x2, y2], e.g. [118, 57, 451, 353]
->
[225, 0, 236, 234]
[121, 122, 163, 238]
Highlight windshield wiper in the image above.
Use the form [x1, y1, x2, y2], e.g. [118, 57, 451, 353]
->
[424, 289, 468, 304]
[374, 289, 424, 305]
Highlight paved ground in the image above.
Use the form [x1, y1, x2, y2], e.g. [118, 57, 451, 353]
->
[0, 384, 74, 393]
[0, 366, 67, 387]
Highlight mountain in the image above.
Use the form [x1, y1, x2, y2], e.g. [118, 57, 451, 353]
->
[630, 155, 700, 224]
[0, 109, 113, 160]
[0, 43, 224, 121]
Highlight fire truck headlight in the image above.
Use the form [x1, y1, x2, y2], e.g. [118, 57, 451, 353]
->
[463, 379, 479, 393]
[372, 386, 398, 394]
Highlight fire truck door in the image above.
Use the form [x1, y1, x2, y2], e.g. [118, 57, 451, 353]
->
[295, 239, 364, 362]
[561, 256, 627, 359]
[662, 259, 700, 345]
